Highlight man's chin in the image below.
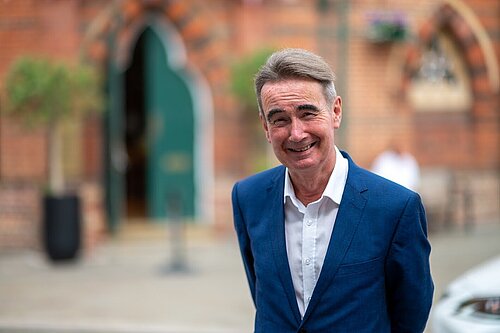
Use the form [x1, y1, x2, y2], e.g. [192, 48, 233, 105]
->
[285, 159, 318, 173]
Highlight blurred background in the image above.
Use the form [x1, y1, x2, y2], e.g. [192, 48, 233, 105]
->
[0, 0, 498, 332]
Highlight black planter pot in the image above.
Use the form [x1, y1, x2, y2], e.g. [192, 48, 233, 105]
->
[43, 194, 81, 261]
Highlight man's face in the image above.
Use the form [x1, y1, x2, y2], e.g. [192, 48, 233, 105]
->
[260, 78, 342, 177]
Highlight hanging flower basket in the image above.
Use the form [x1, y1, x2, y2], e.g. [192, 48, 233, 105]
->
[365, 11, 408, 43]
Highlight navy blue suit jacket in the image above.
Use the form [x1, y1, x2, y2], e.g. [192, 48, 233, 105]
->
[232, 152, 433, 333]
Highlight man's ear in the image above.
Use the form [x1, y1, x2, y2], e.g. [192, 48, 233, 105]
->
[332, 96, 342, 129]
[260, 113, 271, 143]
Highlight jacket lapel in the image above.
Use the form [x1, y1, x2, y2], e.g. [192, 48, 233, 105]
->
[301, 157, 368, 324]
[268, 167, 302, 324]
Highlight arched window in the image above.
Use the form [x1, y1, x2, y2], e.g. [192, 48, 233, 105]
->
[407, 29, 472, 112]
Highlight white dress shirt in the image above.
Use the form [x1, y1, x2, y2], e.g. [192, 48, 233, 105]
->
[284, 146, 349, 317]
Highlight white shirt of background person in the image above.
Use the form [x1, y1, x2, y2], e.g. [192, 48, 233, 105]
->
[371, 148, 420, 192]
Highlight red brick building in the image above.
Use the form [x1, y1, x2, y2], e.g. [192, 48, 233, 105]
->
[0, 0, 498, 251]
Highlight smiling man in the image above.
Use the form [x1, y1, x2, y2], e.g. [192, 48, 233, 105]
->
[232, 48, 434, 333]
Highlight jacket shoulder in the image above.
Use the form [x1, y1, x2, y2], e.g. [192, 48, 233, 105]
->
[233, 165, 285, 198]
[347, 159, 418, 203]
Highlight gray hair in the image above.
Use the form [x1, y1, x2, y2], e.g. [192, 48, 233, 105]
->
[254, 48, 337, 115]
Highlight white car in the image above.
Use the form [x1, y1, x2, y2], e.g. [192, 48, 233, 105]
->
[432, 256, 500, 333]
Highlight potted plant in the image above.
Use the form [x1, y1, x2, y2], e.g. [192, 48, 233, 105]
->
[2, 56, 103, 260]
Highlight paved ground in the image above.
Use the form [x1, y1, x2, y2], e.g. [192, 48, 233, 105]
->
[0, 220, 499, 333]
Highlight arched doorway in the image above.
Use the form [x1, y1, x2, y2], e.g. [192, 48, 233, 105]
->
[83, 1, 219, 231]
[104, 18, 212, 229]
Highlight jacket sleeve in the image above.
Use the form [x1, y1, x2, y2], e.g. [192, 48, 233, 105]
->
[232, 182, 256, 306]
[385, 193, 434, 333]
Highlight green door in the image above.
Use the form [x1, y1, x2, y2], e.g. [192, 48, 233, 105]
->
[143, 28, 195, 219]
[105, 36, 126, 232]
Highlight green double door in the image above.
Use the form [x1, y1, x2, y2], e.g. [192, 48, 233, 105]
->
[106, 27, 195, 228]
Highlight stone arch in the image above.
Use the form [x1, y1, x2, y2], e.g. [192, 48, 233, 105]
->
[80, 0, 221, 223]
[82, 1, 223, 70]
[402, 1, 498, 108]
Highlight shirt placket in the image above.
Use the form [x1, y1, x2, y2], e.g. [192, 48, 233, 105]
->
[302, 202, 319, 311]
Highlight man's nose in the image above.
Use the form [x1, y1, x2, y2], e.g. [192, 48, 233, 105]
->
[289, 118, 306, 142]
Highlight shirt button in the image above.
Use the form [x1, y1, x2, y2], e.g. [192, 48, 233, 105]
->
[306, 219, 313, 226]
[305, 258, 311, 265]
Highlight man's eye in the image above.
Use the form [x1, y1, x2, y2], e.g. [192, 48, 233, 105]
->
[271, 118, 288, 126]
[302, 112, 316, 118]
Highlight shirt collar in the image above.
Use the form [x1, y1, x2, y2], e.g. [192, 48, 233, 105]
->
[284, 146, 349, 206]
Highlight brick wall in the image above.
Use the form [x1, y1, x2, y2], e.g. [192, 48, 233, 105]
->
[0, 0, 498, 250]
[0, 183, 40, 249]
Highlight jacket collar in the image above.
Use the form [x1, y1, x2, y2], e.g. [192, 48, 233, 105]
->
[266, 166, 303, 323]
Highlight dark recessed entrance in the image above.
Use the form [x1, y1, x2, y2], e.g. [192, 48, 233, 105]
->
[124, 33, 147, 218]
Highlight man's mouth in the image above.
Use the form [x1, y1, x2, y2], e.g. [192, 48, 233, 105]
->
[287, 142, 316, 152]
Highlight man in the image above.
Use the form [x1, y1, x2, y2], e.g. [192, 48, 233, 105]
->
[372, 142, 421, 192]
[232, 48, 433, 333]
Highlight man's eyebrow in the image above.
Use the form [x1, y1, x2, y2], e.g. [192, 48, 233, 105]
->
[266, 109, 284, 122]
[297, 104, 320, 112]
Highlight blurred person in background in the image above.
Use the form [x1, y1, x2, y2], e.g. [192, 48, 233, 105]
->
[372, 142, 421, 192]
[232, 48, 433, 333]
